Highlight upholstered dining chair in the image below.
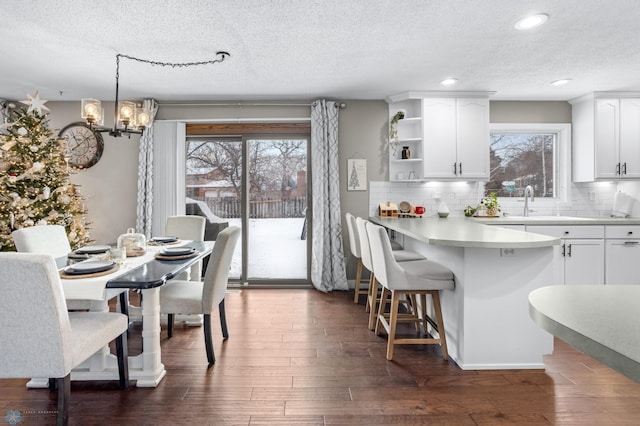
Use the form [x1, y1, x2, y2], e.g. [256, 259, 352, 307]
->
[12, 224, 72, 258]
[355, 217, 425, 329]
[159, 226, 240, 368]
[365, 221, 454, 361]
[0, 253, 129, 426]
[165, 215, 207, 281]
[11, 224, 127, 313]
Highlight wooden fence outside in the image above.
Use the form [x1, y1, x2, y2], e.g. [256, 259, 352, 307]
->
[201, 196, 307, 219]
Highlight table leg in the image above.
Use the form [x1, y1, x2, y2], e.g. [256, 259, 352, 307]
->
[128, 287, 166, 387]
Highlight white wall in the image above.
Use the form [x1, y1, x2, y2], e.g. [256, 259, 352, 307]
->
[46, 102, 141, 244]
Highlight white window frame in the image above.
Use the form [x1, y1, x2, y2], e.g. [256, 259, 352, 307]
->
[489, 123, 571, 204]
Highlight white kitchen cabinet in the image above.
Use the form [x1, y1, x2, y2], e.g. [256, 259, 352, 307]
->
[386, 91, 493, 182]
[571, 93, 640, 181]
[605, 225, 640, 285]
[526, 225, 605, 285]
[422, 97, 489, 180]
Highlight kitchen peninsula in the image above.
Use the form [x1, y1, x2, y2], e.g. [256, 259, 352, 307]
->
[370, 216, 560, 370]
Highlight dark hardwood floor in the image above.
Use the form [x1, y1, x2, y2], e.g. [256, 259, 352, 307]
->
[2, 288, 640, 425]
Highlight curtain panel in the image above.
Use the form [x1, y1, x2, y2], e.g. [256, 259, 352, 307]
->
[135, 99, 159, 238]
[310, 100, 348, 292]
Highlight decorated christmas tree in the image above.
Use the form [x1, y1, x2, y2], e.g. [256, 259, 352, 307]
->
[0, 94, 91, 251]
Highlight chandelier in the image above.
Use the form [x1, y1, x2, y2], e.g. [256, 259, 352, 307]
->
[81, 52, 230, 137]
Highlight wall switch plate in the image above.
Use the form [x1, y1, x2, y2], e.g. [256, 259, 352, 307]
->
[500, 248, 515, 257]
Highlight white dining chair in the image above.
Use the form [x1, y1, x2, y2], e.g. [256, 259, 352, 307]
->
[366, 221, 454, 361]
[165, 215, 206, 281]
[159, 226, 240, 367]
[11, 224, 127, 313]
[12, 224, 72, 258]
[0, 252, 129, 426]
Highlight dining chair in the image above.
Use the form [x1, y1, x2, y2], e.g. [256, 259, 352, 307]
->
[12, 224, 72, 258]
[165, 215, 207, 281]
[365, 221, 454, 361]
[345, 213, 368, 303]
[0, 252, 129, 426]
[11, 224, 127, 313]
[159, 226, 240, 368]
[355, 217, 425, 329]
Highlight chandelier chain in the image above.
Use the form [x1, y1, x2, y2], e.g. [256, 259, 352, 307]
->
[115, 51, 230, 79]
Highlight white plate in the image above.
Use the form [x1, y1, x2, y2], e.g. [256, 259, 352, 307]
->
[75, 244, 111, 254]
[151, 236, 178, 243]
[161, 247, 196, 256]
[64, 260, 115, 275]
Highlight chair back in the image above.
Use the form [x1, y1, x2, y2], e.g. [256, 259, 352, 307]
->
[0, 253, 72, 378]
[201, 226, 240, 313]
[365, 222, 402, 290]
[355, 217, 374, 272]
[165, 215, 206, 242]
[345, 213, 361, 258]
[166, 215, 207, 280]
[11, 224, 72, 258]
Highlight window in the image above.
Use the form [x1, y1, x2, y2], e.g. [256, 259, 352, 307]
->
[488, 123, 570, 200]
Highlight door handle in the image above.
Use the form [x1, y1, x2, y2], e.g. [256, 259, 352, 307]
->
[623, 241, 639, 246]
[458, 163, 462, 175]
[623, 162, 627, 175]
[616, 163, 621, 175]
[453, 163, 457, 175]
[561, 243, 566, 257]
[567, 244, 572, 257]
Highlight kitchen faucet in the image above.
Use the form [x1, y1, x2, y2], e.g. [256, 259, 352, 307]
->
[523, 185, 535, 216]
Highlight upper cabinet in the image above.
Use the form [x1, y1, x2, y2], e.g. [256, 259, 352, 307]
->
[387, 92, 492, 182]
[571, 93, 640, 182]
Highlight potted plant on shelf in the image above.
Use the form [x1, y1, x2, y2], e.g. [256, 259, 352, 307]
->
[389, 110, 405, 156]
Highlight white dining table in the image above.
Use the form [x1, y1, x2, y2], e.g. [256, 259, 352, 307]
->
[27, 240, 214, 388]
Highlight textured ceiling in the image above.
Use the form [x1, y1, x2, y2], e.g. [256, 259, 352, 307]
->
[1, 0, 639, 102]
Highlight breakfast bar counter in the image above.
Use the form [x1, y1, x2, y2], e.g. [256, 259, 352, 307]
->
[529, 285, 640, 383]
[370, 216, 560, 370]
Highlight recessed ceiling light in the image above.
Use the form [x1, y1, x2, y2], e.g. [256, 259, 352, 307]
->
[440, 78, 458, 86]
[550, 79, 572, 86]
[514, 13, 549, 30]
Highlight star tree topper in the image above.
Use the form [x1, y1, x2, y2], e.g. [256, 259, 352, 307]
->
[20, 91, 50, 114]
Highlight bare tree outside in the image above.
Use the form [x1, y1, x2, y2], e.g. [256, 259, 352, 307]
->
[185, 138, 307, 218]
[487, 133, 555, 198]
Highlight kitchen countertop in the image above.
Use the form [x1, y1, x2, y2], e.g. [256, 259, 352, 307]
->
[370, 216, 560, 248]
[529, 285, 640, 383]
[473, 216, 640, 225]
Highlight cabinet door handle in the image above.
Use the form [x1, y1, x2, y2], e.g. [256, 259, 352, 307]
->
[561, 243, 566, 257]
[567, 244, 572, 257]
[453, 163, 457, 175]
[624, 241, 639, 246]
[616, 163, 621, 175]
[623, 162, 627, 175]
[459, 163, 462, 175]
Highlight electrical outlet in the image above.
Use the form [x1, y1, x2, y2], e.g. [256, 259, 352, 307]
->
[589, 191, 596, 201]
[500, 248, 515, 257]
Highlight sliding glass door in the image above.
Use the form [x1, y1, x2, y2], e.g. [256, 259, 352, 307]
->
[185, 135, 310, 285]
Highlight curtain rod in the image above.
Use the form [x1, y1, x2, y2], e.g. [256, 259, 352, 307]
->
[157, 101, 347, 108]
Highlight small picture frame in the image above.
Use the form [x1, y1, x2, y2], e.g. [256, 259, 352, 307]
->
[347, 159, 367, 191]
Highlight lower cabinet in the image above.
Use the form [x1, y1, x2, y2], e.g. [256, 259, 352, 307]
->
[605, 225, 640, 285]
[526, 226, 605, 285]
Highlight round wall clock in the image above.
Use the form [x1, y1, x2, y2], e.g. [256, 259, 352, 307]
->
[59, 122, 105, 169]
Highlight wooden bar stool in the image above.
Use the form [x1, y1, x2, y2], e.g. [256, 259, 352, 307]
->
[365, 221, 454, 361]
[355, 217, 424, 330]
[345, 213, 369, 303]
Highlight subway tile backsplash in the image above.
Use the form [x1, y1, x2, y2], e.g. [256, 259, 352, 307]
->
[369, 181, 621, 218]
